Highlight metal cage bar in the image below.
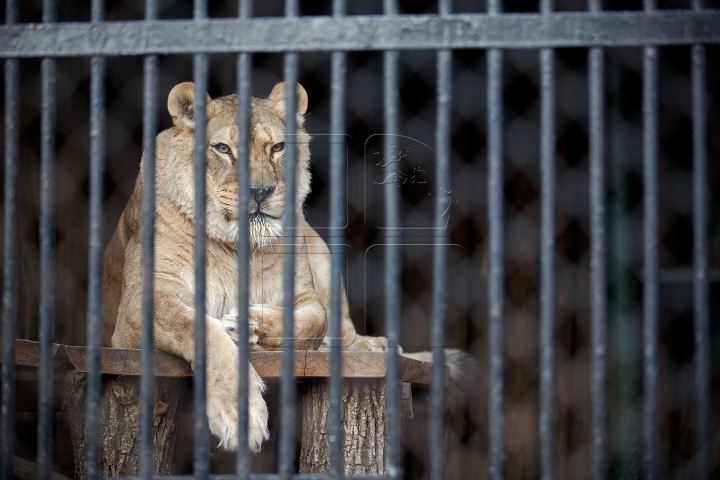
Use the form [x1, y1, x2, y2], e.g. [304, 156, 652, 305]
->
[0, 2, 716, 479]
[588, 2, 607, 480]
[193, 2, 210, 474]
[0, 1, 19, 479]
[38, 0, 58, 477]
[691, 2, 710, 478]
[328, 0, 347, 477]
[279, 2, 300, 477]
[235, 1, 252, 478]
[487, 3, 505, 480]
[1, 12, 719, 56]
[642, 1, 659, 477]
[85, 1, 107, 478]
[382, 1, 401, 477]
[279, 48, 299, 480]
[139, 0, 159, 476]
[538, 3, 556, 480]
[428, 1, 452, 476]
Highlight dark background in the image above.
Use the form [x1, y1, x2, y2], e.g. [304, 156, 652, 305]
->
[1, 0, 719, 478]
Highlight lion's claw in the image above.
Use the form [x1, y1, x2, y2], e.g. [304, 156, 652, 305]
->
[221, 307, 259, 345]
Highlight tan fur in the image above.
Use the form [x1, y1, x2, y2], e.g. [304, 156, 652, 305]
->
[102, 82, 326, 452]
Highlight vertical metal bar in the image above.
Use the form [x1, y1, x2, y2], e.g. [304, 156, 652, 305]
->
[538, 3, 555, 480]
[642, 0, 658, 476]
[487, 2, 504, 480]
[38, 0, 57, 477]
[139, 1, 158, 478]
[194, 2, 209, 478]
[691, 1, 709, 477]
[85, 1, 106, 478]
[0, 1, 19, 478]
[429, 5, 452, 480]
[329, 0, 347, 477]
[588, 2, 606, 479]
[235, 1, 252, 478]
[383, 1, 400, 477]
[429, 43, 452, 480]
[279, 1, 299, 477]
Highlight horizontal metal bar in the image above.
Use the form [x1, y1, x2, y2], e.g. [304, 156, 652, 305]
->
[0, 11, 718, 57]
[112, 475, 391, 480]
[657, 268, 720, 282]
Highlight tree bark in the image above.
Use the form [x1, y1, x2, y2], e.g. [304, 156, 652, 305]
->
[299, 379, 413, 476]
[60, 371, 186, 480]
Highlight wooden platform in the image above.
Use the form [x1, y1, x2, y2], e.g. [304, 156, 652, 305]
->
[0, 338, 431, 384]
[2, 337, 428, 476]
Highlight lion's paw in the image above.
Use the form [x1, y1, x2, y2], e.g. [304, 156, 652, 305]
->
[365, 336, 389, 351]
[208, 396, 240, 451]
[360, 336, 404, 353]
[331, 334, 404, 353]
[207, 366, 269, 453]
[248, 387, 270, 452]
[221, 307, 259, 346]
[208, 392, 269, 453]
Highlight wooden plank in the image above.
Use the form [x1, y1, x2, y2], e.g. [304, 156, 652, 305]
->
[0, 338, 60, 367]
[64, 345, 194, 377]
[2, 339, 432, 384]
[252, 350, 389, 379]
[11, 454, 72, 480]
[400, 354, 433, 385]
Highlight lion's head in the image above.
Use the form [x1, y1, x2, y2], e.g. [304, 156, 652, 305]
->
[160, 81, 311, 248]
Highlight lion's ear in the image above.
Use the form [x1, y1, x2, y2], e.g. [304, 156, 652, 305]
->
[167, 82, 212, 130]
[268, 82, 309, 120]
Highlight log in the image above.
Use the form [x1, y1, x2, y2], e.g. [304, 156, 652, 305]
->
[2, 340, 432, 476]
[60, 371, 185, 479]
[299, 379, 413, 476]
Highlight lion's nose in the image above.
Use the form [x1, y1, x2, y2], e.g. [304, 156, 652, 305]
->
[251, 185, 275, 206]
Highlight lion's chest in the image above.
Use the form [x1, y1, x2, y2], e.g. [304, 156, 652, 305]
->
[248, 252, 284, 307]
[204, 244, 284, 319]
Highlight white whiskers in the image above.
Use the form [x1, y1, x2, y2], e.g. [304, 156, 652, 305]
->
[249, 214, 284, 248]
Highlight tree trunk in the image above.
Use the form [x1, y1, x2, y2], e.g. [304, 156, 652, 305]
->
[60, 371, 186, 480]
[299, 379, 413, 476]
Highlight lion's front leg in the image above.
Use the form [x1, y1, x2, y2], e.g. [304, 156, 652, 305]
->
[203, 319, 269, 452]
[143, 298, 269, 452]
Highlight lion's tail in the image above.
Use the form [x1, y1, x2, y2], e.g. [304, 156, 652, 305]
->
[401, 349, 481, 393]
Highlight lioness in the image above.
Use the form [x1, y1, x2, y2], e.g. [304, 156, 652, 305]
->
[103, 81, 478, 453]
[103, 81, 327, 452]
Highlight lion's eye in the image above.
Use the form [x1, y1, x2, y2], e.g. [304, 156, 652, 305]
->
[215, 143, 230, 154]
[270, 142, 285, 154]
